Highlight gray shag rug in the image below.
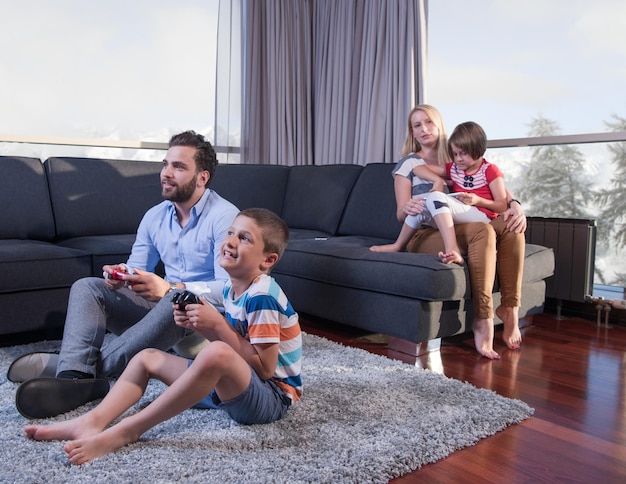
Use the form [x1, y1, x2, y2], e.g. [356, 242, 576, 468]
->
[0, 333, 533, 483]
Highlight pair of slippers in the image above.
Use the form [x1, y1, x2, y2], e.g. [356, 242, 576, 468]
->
[7, 351, 109, 420]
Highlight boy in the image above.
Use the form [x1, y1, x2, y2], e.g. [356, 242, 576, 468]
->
[24, 208, 302, 465]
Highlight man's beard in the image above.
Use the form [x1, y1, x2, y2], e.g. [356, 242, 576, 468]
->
[162, 174, 198, 203]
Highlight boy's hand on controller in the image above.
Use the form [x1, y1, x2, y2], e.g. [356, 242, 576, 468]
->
[173, 307, 195, 330]
[184, 299, 222, 332]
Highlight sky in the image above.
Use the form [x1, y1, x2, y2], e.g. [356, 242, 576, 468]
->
[1, 0, 624, 144]
[0, 0, 219, 141]
[427, 0, 626, 140]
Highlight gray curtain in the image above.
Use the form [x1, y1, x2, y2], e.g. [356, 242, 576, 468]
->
[242, 0, 427, 166]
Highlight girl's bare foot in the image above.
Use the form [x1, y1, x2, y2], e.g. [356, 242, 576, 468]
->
[496, 305, 522, 349]
[370, 243, 403, 252]
[437, 250, 464, 265]
[472, 318, 500, 359]
[24, 414, 102, 442]
[64, 425, 137, 465]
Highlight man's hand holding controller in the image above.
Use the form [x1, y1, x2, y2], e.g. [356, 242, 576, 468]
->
[103, 265, 165, 302]
[103, 264, 135, 289]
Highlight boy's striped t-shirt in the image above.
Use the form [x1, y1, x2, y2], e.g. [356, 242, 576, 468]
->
[223, 274, 303, 401]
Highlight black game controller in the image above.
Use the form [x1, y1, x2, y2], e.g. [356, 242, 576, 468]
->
[172, 290, 201, 310]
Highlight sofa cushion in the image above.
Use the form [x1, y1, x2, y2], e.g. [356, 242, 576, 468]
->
[0, 156, 56, 241]
[337, 163, 401, 240]
[281, 165, 363, 234]
[521, 244, 554, 283]
[0, 289, 73, 335]
[57, 234, 139, 274]
[288, 229, 339, 240]
[276, 237, 555, 303]
[0, 240, 91, 293]
[274, 236, 468, 301]
[45, 157, 163, 239]
[210, 164, 290, 215]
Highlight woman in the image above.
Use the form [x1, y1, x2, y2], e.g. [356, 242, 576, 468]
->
[393, 105, 525, 358]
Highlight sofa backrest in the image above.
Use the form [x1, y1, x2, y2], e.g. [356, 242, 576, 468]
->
[45, 157, 163, 239]
[281, 164, 363, 235]
[0, 156, 56, 240]
[337, 163, 401, 240]
[210, 164, 290, 215]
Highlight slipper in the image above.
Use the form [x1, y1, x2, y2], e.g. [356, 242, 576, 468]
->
[7, 351, 59, 383]
[16, 377, 110, 419]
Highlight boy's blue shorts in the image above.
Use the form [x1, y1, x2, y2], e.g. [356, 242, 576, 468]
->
[190, 362, 291, 425]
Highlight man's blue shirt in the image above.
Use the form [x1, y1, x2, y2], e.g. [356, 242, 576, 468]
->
[126, 188, 239, 300]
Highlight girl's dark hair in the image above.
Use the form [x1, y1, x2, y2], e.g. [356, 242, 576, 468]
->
[169, 131, 218, 186]
[448, 121, 487, 160]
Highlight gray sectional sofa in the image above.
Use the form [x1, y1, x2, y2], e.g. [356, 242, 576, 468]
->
[1, 156, 164, 338]
[0, 156, 555, 344]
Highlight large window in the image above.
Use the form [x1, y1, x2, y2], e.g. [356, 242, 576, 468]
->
[0, 0, 240, 163]
[428, 0, 626, 291]
[428, 0, 625, 138]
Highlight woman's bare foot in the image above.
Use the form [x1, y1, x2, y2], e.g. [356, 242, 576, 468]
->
[472, 318, 500, 359]
[24, 413, 102, 442]
[437, 250, 464, 265]
[370, 243, 403, 252]
[64, 425, 136, 465]
[496, 305, 522, 349]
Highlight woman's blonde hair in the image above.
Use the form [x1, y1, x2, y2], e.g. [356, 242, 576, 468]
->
[401, 104, 450, 166]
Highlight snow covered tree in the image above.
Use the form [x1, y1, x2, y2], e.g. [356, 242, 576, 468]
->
[517, 115, 590, 218]
[595, 115, 626, 249]
[593, 115, 626, 287]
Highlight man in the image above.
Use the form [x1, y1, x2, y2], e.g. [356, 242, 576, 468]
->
[9, 130, 239, 419]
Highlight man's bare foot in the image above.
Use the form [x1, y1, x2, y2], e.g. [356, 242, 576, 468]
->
[496, 305, 522, 349]
[24, 414, 102, 442]
[370, 243, 403, 252]
[472, 318, 500, 359]
[64, 426, 136, 465]
[437, 250, 464, 265]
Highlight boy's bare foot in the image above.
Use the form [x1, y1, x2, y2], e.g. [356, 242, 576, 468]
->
[24, 414, 102, 442]
[437, 250, 464, 265]
[64, 425, 136, 465]
[472, 318, 500, 359]
[496, 305, 522, 349]
[370, 243, 403, 252]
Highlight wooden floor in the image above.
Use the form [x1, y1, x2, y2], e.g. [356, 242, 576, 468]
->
[300, 312, 626, 483]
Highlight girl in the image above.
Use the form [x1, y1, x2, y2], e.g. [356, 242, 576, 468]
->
[372, 121, 507, 267]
